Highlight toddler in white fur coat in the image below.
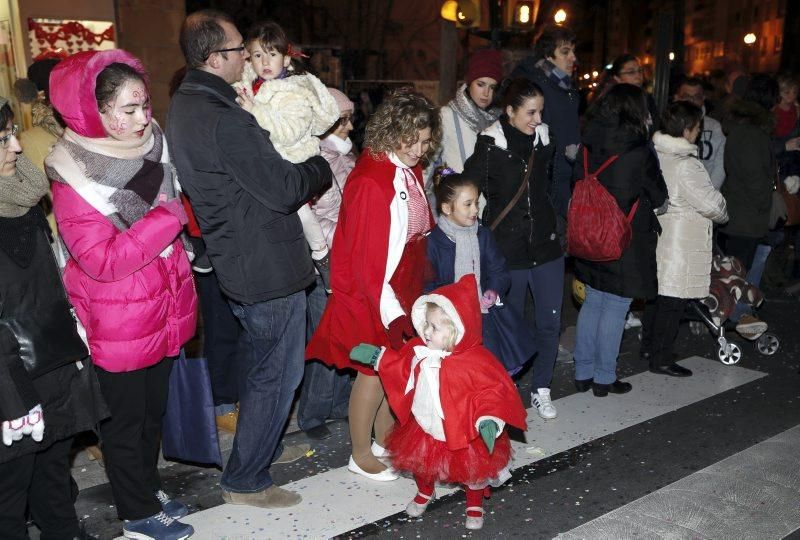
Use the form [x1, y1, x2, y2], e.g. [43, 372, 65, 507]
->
[235, 20, 339, 289]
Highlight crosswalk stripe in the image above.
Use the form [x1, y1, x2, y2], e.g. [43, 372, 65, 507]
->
[129, 356, 766, 539]
[557, 423, 800, 539]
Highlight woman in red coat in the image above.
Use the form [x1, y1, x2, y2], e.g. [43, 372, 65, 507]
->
[306, 88, 441, 480]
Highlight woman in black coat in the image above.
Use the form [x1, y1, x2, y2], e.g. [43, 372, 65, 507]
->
[0, 99, 106, 538]
[463, 78, 563, 420]
[572, 84, 668, 396]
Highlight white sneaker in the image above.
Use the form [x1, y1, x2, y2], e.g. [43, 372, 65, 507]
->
[624, 312, 642, 330]
[531, 388, 557, 419]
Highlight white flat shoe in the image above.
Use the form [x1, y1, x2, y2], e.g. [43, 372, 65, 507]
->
[465, 507, 484, 530]
[406, 490, 435, 517]
[371, 441, 388, 457]
[347, 455, 399, 481]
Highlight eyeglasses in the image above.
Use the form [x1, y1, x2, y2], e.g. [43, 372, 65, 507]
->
[206, 45, 246, 60]
[0, 124, 18, 149]
[619, 68, 644, 76]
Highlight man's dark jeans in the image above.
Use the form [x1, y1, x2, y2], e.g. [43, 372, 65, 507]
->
[222, 291, 306, 492]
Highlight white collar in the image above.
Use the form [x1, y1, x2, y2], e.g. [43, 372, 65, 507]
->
[326, 134, 353, 155]
[388, 152, 412, 169]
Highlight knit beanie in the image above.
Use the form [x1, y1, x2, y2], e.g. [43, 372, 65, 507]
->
[327, 87, 354, 114]
[466, 49, 503, 85]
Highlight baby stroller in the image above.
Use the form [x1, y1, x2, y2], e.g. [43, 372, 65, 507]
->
[684, 248, 780, 365]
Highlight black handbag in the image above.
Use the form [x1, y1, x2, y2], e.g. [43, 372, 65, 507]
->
[0, 232, 89, 379]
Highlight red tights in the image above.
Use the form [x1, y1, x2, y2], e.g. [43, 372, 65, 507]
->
[414, 476, 488, 516]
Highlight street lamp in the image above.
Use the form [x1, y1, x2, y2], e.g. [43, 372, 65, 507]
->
[441, 0, 458, 22]
[554, 8, 567, 25]
[743, 33, 756, 45]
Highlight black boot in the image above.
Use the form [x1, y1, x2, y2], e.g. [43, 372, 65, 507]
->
[592, 380, 632, 397]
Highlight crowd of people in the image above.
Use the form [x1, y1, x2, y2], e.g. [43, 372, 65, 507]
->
[1, 9, 799, 540]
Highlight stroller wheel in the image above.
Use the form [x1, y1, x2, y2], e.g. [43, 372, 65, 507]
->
[755, 333, 780, 356]
[718, 342, 742, 365]
[689, 321, 705, 336]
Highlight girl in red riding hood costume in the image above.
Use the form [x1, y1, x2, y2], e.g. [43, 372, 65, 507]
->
[350, 275, 527, 530]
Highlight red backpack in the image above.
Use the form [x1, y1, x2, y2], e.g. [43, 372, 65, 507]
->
[567, 147, 639, 262]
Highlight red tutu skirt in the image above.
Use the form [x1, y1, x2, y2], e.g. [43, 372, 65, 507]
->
[385, 419, 512, 486]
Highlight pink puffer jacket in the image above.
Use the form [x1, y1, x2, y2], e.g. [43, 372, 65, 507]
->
[47, 49, 196, 372]
[53, 182, 197, 372]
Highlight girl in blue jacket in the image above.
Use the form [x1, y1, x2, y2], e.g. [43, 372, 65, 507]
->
[426, 168, 536, 373]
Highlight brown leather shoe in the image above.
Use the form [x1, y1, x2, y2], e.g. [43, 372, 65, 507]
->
[215, 410, 238, 433]
[221, 485, 302, 508]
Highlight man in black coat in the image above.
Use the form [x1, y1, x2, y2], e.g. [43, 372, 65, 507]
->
[511, 26, 581, 219]
[167, 10, 331, 509]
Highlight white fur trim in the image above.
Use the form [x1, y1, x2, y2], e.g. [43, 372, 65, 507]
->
[411, 293, 465, 345]
[379, 165, 411, 327]
[474, 416, 505, 437]
[373, 346, 387, 371]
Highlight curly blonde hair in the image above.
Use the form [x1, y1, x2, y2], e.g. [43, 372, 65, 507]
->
[364, 87, 442, 162]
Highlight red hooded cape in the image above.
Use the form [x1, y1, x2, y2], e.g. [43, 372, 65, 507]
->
[378, 275, 527, 451]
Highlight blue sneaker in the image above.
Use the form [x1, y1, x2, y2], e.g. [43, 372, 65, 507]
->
[122, 511, 193, 540]
[155, 490, 189, 519]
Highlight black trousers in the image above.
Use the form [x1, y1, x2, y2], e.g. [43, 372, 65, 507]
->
[95, 358, 173, 521]
[0, 437, 79, 539]
[719, 233, 759, 270]
[195, 271, 241, 408]
[641, 295, 688, 367]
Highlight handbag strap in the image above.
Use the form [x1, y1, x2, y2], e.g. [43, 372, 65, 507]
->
[452, 109, 467, 165]
[490, 149, 535, 231]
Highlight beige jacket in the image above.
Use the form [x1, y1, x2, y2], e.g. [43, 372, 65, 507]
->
[653, 131, 728, 299]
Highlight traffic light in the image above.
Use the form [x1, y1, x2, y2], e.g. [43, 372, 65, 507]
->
[455, 0, 481, 29]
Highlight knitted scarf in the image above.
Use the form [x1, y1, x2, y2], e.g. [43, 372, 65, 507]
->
[0, 154, 50, 218]
[536, 58, 572, 91]
[436, 216, 486, 313]
[449, 83, 501, 134]
[45, 122, 190, 259]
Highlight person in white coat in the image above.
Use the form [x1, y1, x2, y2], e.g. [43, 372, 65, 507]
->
[641, 101, 728, 377]
[428, 49, 502, 212]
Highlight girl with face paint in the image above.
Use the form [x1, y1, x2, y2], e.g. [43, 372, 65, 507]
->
[46, 50, 197, 539]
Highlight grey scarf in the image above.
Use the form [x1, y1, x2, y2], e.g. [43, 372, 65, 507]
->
[0, 154, 50, 218]
[436, 216, 486, 313]
[449, 83, 500, 134]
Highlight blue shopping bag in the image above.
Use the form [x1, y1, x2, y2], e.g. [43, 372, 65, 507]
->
[161, 352, 223, 466]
